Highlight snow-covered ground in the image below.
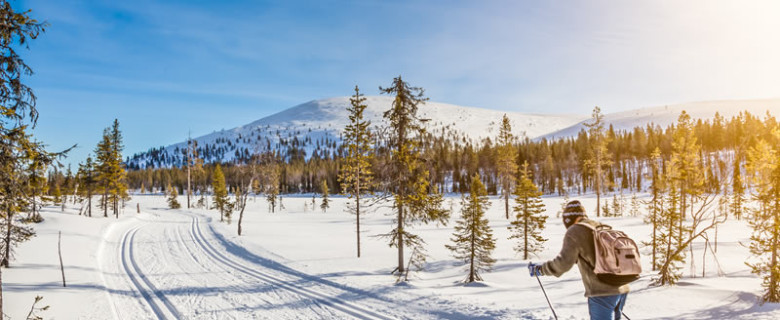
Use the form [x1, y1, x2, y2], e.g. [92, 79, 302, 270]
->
[5, 193, 780, 319]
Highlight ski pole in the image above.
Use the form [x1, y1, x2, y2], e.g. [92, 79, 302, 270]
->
[535, 274, 558, 320]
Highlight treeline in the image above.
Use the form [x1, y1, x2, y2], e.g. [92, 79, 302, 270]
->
[116, 109, 775, 202]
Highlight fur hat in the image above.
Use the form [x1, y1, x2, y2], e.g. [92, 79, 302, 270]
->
[562, 200, 587, 228]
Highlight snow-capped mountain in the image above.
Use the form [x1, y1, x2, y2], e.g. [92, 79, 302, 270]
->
[127, 96, 586, 168]
[541, 98, 780, 139]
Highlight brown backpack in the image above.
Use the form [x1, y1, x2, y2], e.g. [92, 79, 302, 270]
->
[578, 222, 642, 286]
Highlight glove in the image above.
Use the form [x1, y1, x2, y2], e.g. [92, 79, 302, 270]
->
[528, 262, 542, 277]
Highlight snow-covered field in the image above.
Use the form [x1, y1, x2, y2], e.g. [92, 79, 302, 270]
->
[5, 193, 780, 319]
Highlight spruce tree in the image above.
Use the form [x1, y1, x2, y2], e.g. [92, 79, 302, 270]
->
[496, 114, 518, 219]
[645, 148, 665, 271]
[166, 182, 181, 209]
[745, 138, 780, 302]
[76, 156, 96, 217]
[95, 130, 112, 217]
[320, 180, 330, 213]
[509, 161, 548, 260]
[446, 174, 496, 283]
[380, 76, 448, 278]
[0, 4, 48, 315]
[731, 155, 745, 220]
[108, 119, 129, 218]
[654, 171, 687, 285]
[212, 164, 231, 222]
[584, 106, 612, 217]
[338, 85, 375, 257]
[669, 111, 704, 242]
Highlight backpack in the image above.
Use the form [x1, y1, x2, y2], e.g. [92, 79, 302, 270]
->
[578, 222, 642, 286]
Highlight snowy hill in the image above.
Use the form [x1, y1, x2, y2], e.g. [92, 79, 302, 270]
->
[127, 96, 586, 168]
[128, 97, 780, 168]
[541, 98, 780, 139]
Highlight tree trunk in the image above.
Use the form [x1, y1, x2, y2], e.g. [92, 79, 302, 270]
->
[356, 192, 361, 258]
[238, 192, 246, 236]
[0, 259, 3, 319]
[524, 201, 529, 260]
[469, 219, 476, 283]
[504, 192, 509, 220]
[187, 160, 191, 209]
[397, 203, 405, 272]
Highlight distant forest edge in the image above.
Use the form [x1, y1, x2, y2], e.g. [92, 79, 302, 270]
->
[113, 107, 773, 198]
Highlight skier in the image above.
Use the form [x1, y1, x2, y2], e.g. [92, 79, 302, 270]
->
[528, 200, 630, 320]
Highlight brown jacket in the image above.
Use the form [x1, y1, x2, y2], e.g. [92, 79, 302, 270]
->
[540, 218, 630, 297]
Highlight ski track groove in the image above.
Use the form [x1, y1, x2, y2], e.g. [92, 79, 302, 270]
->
[178, 216, 295, 318]
[188, 214, 395, 320]
[119, 227, 180, 320]
[186, 216, 336, 319]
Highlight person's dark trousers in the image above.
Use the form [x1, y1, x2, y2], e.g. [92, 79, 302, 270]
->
[588, 293, 627, 320]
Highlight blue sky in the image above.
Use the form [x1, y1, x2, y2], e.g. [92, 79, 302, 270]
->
[18, 0, 780, 167]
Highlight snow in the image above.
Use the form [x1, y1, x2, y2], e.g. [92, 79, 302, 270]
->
[5, 193, 780, 319]
[128, 96, 586, 167]
[542, 98, 780, 139]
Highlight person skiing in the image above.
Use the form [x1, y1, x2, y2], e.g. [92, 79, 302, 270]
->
[528, 200, 630, 320]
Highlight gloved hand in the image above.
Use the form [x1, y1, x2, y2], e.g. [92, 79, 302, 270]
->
[528, 262, 542, 277]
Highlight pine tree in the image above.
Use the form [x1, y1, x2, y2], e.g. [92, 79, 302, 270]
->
[166, 182, 181, 209]
[107, 119, 129, 218]
[669, 111, 704, 242]
[76, 156, 96, 217]
[263, 156, 280, 213]
[446, 174, 496, 283]
[0, 4, 48, 315]
[94, 130, 112, 217]
[320, 180, 330, 213]
[745, 138, 780, 302]
[94, 120, 129, 219]
[338, 85, 375, 257]
[185, 133, 203, 209]
[645, 148, 665, 271]
[496, 114, 518, 219]
[509, 161, 548, 260]
[380, 76, 448, 278]
[630, 193, 640, 217]
[584, 106, 612, 217]
[731, 155, 745, 220]
[212, 164, 231, 222]
[654, 171, 687, 285]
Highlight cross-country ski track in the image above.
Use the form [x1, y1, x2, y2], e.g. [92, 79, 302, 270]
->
[97, 208, 513, 320]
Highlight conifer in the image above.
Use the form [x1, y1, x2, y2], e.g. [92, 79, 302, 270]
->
[584, 106, 612, 217]
[446, 174, 496, 282]
[496, 114, 518, 219]
[509, 161, 548, 260]
[212, 164, 231, 222]
[745, 138, 780, 302]
[731, 155, 745, 220]
[380, 76, 448, 278]
[166, 182, 181, 209]
[0, 4, 49, 314]
[320, 180, 330, 213]
[338, 85, 375, 257]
